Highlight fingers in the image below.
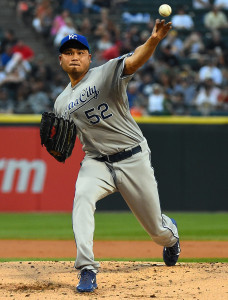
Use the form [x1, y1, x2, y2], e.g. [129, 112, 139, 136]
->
[155, 19, 172, 26]
[165, 21, 172, 28]
[153, 19, 172, 36]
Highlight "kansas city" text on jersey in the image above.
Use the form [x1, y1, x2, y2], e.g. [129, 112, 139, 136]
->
[68, 85, 100, 112]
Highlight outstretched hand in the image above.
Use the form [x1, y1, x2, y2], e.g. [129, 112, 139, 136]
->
[152, 19, 172, 40]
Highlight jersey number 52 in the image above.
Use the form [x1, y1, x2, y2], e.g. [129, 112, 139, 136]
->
[85, 103, 113, 124]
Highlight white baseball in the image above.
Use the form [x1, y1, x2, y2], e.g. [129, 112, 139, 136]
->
[159, 4, 172, 17]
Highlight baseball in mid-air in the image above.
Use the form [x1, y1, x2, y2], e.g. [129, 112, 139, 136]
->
[159, 4, 172, 17]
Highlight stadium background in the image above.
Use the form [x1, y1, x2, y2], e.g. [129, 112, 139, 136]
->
[1, 0, 228, 212]
[0, 3, 228, 300]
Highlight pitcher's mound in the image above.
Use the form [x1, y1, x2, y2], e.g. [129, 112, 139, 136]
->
[0, 261, 227, 299]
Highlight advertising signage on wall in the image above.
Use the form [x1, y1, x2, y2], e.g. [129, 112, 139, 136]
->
[1, 115, 228, 211]
[0, 127, 85, 211]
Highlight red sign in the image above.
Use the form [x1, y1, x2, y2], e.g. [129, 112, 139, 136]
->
[0, 127, 85, 211]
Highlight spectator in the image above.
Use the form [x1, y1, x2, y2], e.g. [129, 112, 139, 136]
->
[50, 10, 70, 37]
[160, 30, 183, 57]
[0, 88, 14, 113]
[126, 81, 145, 109]
[139, 73, 154, 97]
[0, 45, 12, 67]
[0, 66, 6, 85]
[3, 40, 33, 86]
[170, 91, 187, 115]
[171, 6, 194, 30]
[182, 31, 205, 58]
[83, 0, 101, 13]
[62, 0, 84, 14]
[78, 17, 93, 36]
[156, 71, 174, 95]
[102, 41, 121, 60]
[218, 86, 228, 112]
[13, 82, 32, 114]
[27, 80, 52, 114]
[32, 0, 53, 34]
[49, 73, 66, 103]
[94, 22, 106, 39]
[105, 17, 120, 43]
[206, 29, 226, 57]
[1, 65, 29, 101]
[193, 77, 221, 115]
[16, 0, 35, 25]
[96, 30, 113, 51]
[172, 75, 197, 107]
[158, 44, 179, 67]
[0, 29, 17, 54]
[204, 6, 228, 30]
[89, 49, 107, 68]
[214, 0, 228, 10]
[54, 18, 77, 47]
[192, 0, 211, 9]
[5, 52, 31, 80]
[147, 83, 170, 115]
[198, 57, 223, 86]
[31, 55, 53, 82]
[10, 40, 34, 61]
[122, 12, 151, 24]
[139, 30, 151, 45]
[127, 26, 141, 48]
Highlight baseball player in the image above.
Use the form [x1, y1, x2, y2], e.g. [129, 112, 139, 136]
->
[54, 19, 180, 293]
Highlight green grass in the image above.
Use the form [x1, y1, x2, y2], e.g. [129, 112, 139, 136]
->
[0, 212, 227, 241]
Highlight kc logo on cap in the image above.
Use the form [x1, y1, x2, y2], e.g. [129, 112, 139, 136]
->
[59, 34, 90, 53]
[69, 34, 78, 40]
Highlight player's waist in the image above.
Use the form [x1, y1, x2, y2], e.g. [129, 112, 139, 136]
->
[94, 144, 142, 163]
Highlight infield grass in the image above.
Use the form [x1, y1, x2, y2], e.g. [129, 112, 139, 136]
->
[0, 212, 227, 241]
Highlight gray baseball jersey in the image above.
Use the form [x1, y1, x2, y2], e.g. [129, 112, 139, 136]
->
[54, 54, 179, 273]
[54, 54, 144, 156]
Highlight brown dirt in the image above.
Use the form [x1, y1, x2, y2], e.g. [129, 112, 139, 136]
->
[0, 261, 227, 300]
[0, 241, 227, 299]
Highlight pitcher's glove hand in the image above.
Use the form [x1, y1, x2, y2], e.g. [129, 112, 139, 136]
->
[40, 112, 77, 163]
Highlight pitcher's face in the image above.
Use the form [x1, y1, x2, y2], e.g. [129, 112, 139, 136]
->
[59, 48, 91, 76]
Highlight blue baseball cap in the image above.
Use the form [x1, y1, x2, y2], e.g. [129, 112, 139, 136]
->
[59, 34, 90, 53]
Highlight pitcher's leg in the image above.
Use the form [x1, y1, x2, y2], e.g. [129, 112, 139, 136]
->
[72, 157, 116, 272]
[116, 142, 178, 247]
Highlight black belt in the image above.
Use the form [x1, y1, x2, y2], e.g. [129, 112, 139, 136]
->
[94, 145, 142, 163]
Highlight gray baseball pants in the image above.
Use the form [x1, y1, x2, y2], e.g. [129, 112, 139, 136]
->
[72, 139, 179, 272]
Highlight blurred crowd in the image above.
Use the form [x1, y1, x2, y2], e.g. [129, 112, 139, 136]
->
[0, 0, 228, 116]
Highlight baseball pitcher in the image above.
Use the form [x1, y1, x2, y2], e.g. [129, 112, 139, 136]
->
[41, 19, 181, 293]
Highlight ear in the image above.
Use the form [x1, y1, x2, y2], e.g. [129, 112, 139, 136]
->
[59, 54, 62, 65]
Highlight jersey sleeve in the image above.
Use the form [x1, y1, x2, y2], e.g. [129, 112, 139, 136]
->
[102, 53, 134, 83]
[100, 53, 134, 100]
